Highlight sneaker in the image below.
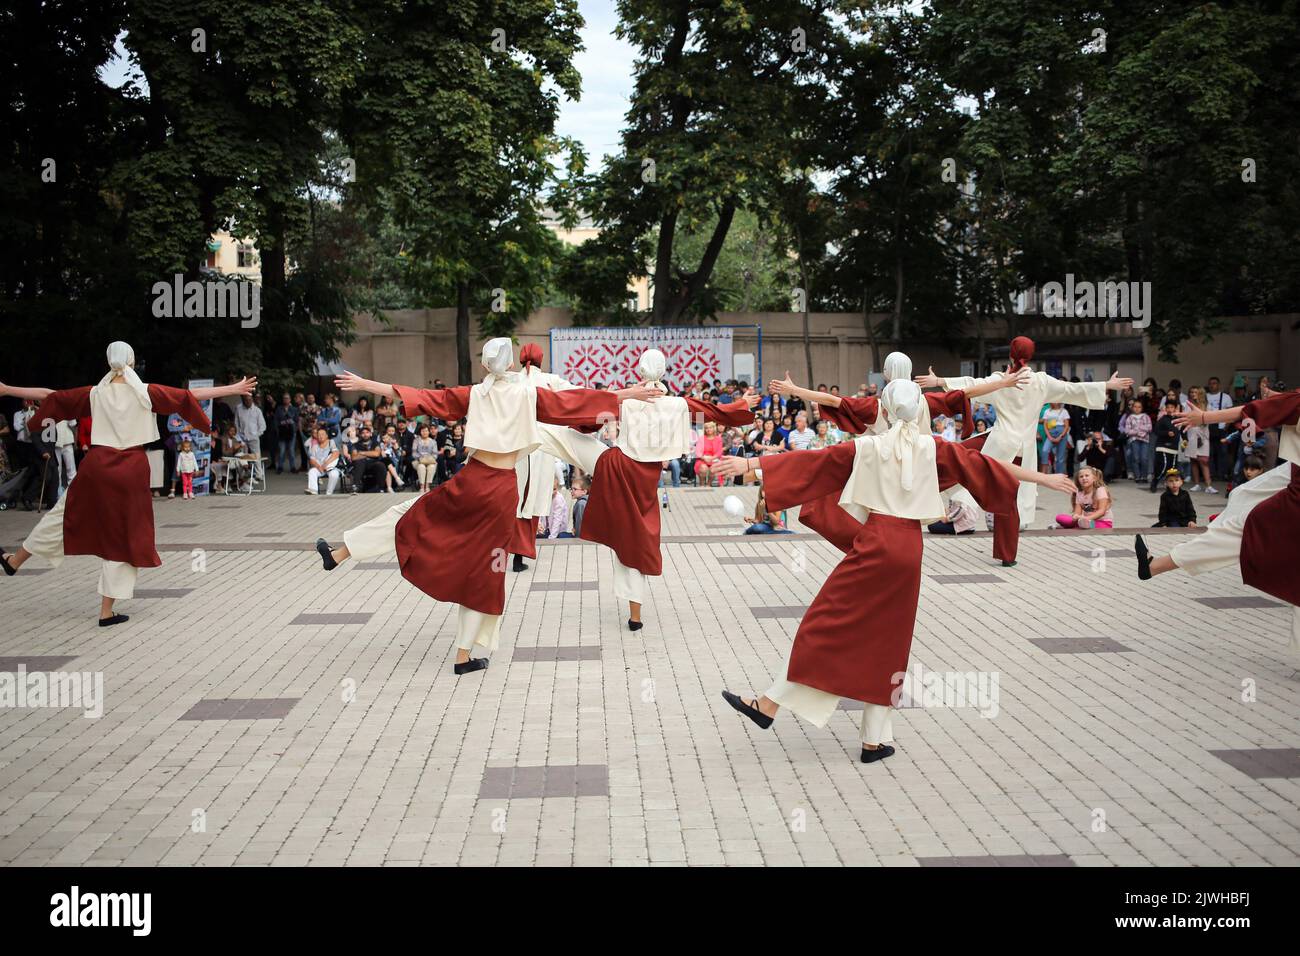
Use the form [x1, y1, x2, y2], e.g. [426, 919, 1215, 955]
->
[1188, 484, 1202, 492]
[1205, 486, 1218, 494]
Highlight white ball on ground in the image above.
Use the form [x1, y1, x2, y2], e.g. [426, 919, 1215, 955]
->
[723, 494, 745, 517]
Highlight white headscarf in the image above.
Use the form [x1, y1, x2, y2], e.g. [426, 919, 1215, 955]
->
[100, 341, 152, 411]
[480, 337, 516, 391]
[880, 379, 924, 491]
[882, 351, 912, 384]
[637, 348, 667, 383]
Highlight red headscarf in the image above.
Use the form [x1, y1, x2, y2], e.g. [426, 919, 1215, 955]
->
[1009, 336, 1035, 370]
[519, 343, 543, 368]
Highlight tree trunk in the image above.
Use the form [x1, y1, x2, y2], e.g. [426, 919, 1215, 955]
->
[456, 279, 472, 385]
[891, 256, 904, 344]
[863, 285, 881, 374]
[651, 210, 679, 325]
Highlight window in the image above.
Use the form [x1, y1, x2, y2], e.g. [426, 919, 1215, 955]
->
[238, 244, 256, 269]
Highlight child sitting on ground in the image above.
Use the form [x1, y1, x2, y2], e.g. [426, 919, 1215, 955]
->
[1054, 466, 1113, 529]
[1153, 468, 1196, 527]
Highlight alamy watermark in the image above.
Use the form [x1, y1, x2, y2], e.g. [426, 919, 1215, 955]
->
[890, 662, 999, 718]
[1037, 274, 1151, 329]
[0, 665, 103, 719]
[151, 274, 260, 328]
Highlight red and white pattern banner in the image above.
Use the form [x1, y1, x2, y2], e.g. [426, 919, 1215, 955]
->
[550, 327, 734, 392]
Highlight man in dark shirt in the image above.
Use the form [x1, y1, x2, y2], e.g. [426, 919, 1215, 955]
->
[351, 426, 386, 492]
[1154, 470, 1197, 527]
[1150, 397, 1183, 492]
[273, 393, 300, 474]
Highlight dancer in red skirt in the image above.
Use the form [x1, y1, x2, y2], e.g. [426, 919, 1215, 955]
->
[1136, 386, 1300, 660]
[314, 339, 660, 675]
[0, 342, 254, 624]
[507, 343, 579, 573]
[768, 351, 1029, 559]
[534, 348, 757, 632]
[713, 380, 1075, 763]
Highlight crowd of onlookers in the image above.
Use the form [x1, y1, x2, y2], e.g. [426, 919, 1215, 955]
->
[2, 372, 1285, 538]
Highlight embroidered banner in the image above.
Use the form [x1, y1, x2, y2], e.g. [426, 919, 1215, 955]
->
[550, 327, 734, 392]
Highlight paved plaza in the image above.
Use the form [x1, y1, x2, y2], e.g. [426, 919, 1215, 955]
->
[1, 478, 1297, 867]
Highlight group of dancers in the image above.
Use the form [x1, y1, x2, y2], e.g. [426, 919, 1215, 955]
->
[2, 338, 1296, 766]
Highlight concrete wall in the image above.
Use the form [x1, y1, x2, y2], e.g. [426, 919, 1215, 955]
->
[337, 308, 1298, 392]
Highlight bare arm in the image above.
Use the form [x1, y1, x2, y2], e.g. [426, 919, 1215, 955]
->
[335, 372, 397, 402]
[0, 383, 53, 401]
[191, 376, 258, 401]
[769, 371, 842, 407]
[1173, 405, 1244, 429]
[995, 458, 1077, 495]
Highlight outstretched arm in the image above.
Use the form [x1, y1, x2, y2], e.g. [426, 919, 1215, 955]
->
[996, 458, 1077, 495]
[0, 382, 53, 402]
[335, 372, 397, 402]
[962, 367, 1032, 398]
[191, 376, 258, 401]
[769, 371, 841, 408]
[1173, 405, 1244, 429]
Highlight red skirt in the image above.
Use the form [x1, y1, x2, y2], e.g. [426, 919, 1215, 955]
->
[394, 457, 517, 615]
[508, 516, 540, 559]
[787, 513, 922, 706]
[62, 446, 160, 568]
[797, 493, 859, 555]
[578, 448, 663, 576]
[1241, 464, 1300, 606]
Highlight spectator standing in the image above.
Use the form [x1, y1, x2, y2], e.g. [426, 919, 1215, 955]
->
[1039, 402, 1070, 474]
[54, 417, 77, 492]
[570, 474, 590, 536]
[273, 393, 300, 474]
[234, 393, 266, 463]
[1185, 385, 1214, 492]
[1122, 398, 1152, 481]
[1205, 375, 1234, 480]
[315, 393, 342, 438]
[1149, 397, 1183, 492]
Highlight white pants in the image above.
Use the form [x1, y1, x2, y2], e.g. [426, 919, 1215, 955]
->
[1170, 463, 1291, 575]
[341, 496, 419, 559]
[612, 558, 645, 604]
[456, 606, 502, 653]
[342, 497, 503, 653]
[22, 494, 139, 599]
[307, 466, 339, 495]
[764, 643, 894, 744]
[1169, 463, 1299, 659]
[56, 445, 76, 488]
[536, 424, 608, 476]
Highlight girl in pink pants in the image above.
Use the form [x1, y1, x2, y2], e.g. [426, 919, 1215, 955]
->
[1055, 466, 1113, 529]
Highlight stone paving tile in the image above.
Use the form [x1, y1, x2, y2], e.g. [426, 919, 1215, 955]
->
[1209, 749, 1300, 780]
[0, 656, 79, 671]
[0, 488, 1296, 868]
[512, 646, 602, 662]
[1196, 596, 1284, 609]
[917, 854, 1075, 867]
[751, 606, 807, 619]
[529, 581, 599, 592]
[178, 698, 300, 720]
[286, 612, 374, 625]
[1028, 637, 1135, 654]
[929, 574, 1004, 584]
[717, 556, 783, 566]
[132, 588, 194, 599]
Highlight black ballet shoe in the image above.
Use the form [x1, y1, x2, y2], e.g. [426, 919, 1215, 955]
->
[98, 614, 129, 627]
[1135, 534, 1152, 581]
[860, 744, 896, 764]
[0, 552, 15, 576]
[721, 690, 774, 730]
[454, 657, 489, 676]
[316, 538, 337, 571]
[1001, 559, 1017, 567]
[512, 554, 527, 572]
[627, 619, 643, 632]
